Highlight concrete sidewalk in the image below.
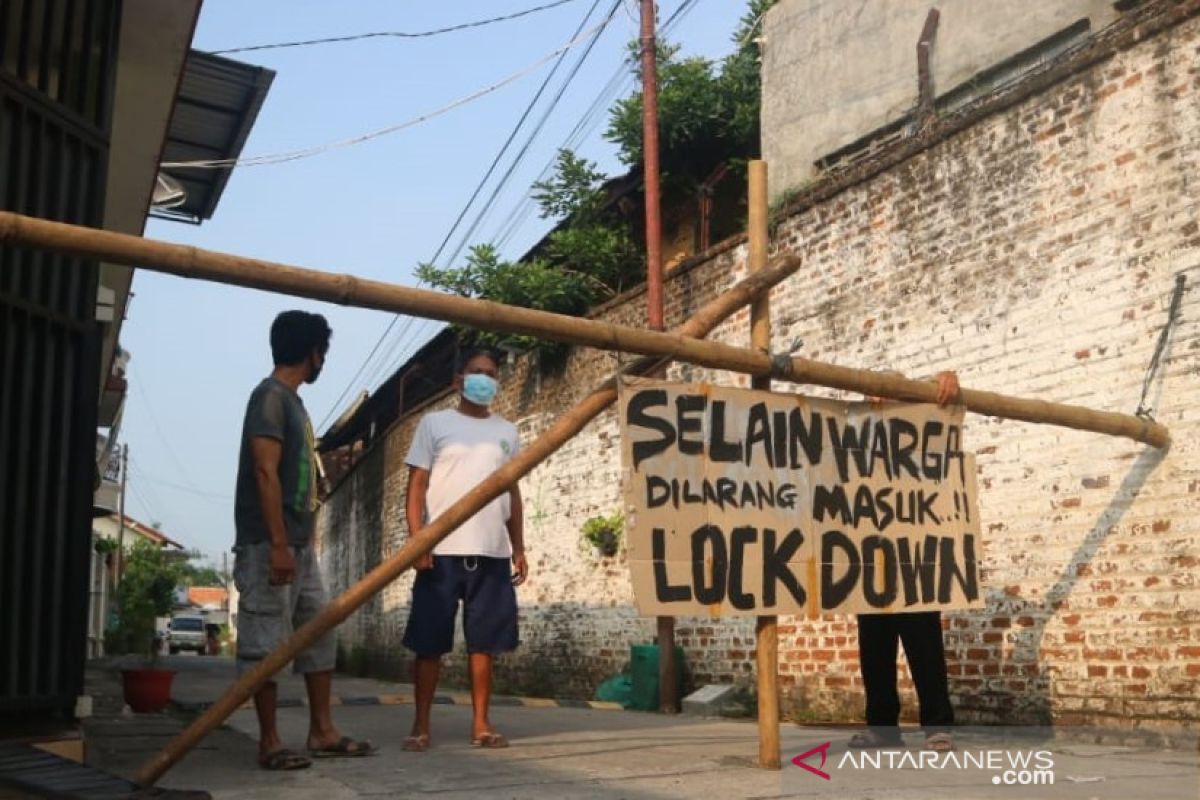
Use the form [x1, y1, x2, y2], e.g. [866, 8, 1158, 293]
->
[82, 657, 1200, 799]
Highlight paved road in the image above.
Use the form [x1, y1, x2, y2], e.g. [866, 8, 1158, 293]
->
[83, 656, 1199, 799]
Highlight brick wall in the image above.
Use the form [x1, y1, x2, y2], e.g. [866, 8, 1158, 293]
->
[318, 6, 1200, 728]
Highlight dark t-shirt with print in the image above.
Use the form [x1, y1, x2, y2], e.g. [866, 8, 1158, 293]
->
[234, 377, 318, 547]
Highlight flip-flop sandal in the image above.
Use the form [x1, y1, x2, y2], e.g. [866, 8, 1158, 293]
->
[308, 736, 376, 758]
[847, 731, 903, 749]
[924, 732, 955, 752]
[402, 734, 431, 753]
[259, 749, 312, 771]
[470, 732, 509, 749]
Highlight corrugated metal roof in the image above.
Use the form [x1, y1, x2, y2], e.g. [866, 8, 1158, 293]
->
[154, 50, 275, 224]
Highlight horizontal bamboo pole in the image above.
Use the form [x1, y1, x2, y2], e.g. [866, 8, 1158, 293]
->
[131, 237, 804, 787]
[776, 358, 1169, 449]
[0, 210, 1169, 448]
[0, 210, 770, 373]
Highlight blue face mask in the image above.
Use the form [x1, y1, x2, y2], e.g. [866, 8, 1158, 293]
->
[462, 373, 498, 406]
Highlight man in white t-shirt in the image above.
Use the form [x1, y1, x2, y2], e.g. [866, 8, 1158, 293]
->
[401, 349, 526, 752]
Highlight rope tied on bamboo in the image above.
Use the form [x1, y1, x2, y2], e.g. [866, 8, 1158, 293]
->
[337, 273, 360, 306]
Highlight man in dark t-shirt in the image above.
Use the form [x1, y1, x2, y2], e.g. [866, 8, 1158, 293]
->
[232, 310, 373, 770]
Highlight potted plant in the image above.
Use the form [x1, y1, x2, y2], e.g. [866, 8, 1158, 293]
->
[581, 511, 623, 558]
[94, 536, 118, 567]
[108, 539, 181, 713]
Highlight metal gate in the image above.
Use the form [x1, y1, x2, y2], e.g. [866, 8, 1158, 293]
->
[0, 0, 121, 715]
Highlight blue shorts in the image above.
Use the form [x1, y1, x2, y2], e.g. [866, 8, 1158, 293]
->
[403, 555, 519, 657]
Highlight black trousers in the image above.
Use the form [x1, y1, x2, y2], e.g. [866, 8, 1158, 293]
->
[856, 611, 954, 730]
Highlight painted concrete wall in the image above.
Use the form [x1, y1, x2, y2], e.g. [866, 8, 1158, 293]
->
[761, 0, 1119, 197]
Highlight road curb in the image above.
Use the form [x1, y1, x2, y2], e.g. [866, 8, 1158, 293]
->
[174, 694, 624, 714]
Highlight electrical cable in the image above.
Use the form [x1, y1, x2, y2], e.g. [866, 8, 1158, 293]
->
[318, 0, 699, 425]
[212, 0, 584, 55]
[164, 17, 616, 171]
[356, 0, 621, 399]
[316, 0, 613, 428]
[375, 0, 658, 384]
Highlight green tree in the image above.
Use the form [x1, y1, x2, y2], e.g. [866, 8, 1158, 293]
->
[108, 540, 183, 657]
[532, 149, 643, 295]
[418, 1, 775, 360]
[418, 150, 642, 359]
[605, 0, 777, 190]
[177, 550, 225, 587]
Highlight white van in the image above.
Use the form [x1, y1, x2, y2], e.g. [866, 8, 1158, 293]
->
[166, 614, 207, 654]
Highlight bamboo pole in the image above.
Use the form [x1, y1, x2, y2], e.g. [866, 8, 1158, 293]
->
[131, 238, 807, 787]
[748, 162, 781, 771]
[0, 211, 1170, 448]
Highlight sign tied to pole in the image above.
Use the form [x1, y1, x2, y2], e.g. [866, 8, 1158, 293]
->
[619, 378, 983, 617]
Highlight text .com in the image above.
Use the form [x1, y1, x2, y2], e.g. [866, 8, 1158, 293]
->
[793, 746, 1056, 786]
[993, 768, 1055, 786]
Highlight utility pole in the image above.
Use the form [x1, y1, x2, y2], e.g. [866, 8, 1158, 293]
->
[116, 443, 128, 584]
[641, 0, 664, 327]
[640, 0, 676, 715]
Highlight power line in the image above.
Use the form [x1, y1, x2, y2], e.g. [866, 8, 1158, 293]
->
[127, 463, 201, 547]
[319, 1, 617, 427]
[442, 0, 621, 270]
[127, 479, 164, 528]
[492, 58, 632, 250]
[211, 0, 584, 55]
[434, 0, 609, 270]
[317, 0, 700, 427]
[362, 0, 621, 393]
[163, 17, 617, 171]
[373, 0, 614, 385]
[132, 461, 233, 502]
[133, 379, 201, 491]
[365, 0, 698, 387]
[491, 0, 700, 252]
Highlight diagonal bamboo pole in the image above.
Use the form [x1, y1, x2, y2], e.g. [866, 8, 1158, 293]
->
[130, 240, 806, 786]
[0, 211, 1171, 448]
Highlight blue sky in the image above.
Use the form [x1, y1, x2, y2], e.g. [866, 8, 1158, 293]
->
[121, 0, 752, 564]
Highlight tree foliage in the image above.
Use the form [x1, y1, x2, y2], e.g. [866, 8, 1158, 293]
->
[605, 0, 777, 191]
[177, 550, 226, 587]
[417, 150, 642, 358]
[108, 540, 183, 657]
[417, 0, 775, 360]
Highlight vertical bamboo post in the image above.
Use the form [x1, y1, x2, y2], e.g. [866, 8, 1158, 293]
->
[748, 161, 781, 769]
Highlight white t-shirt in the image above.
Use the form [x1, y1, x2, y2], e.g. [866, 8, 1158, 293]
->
[405, 408, 521, 557]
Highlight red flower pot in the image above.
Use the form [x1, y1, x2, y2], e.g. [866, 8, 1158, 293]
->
[121, 668, 176, 713]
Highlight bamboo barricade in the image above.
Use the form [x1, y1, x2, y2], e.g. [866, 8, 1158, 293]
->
[130, 235, 807, 786]
[0, 211, 1171, 448]
[747, 162, 781, 770]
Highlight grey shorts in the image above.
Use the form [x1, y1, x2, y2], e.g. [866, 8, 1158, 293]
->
[233, 542, 336, 676]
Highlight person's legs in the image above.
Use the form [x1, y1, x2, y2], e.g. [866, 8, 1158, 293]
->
[856, 614, 903, 740]
[291, 546, 371, 755]
[462, 556, 518, 746]
[252, 680, 282, 758]
[898, 611, 955, 730]
[303, 670, 338, 748]
[233, 544, 300, 764]
[402, 557, 461, 748]
[468, 653, 494, 742]
[410, 655, 442, 744]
